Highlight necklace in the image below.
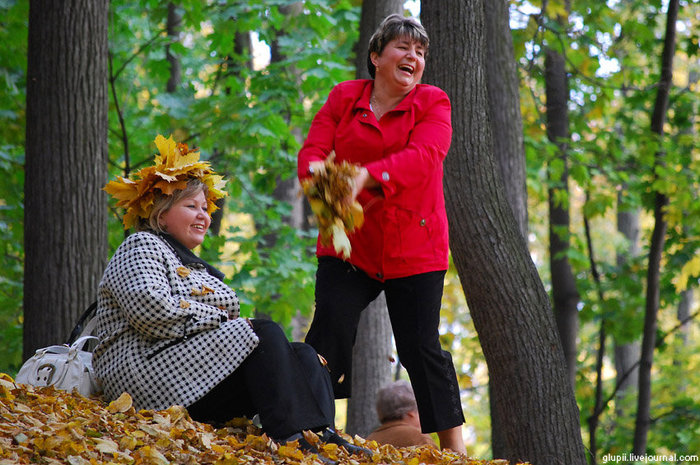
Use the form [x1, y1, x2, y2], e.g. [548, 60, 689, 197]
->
[370, 94, 385, 120]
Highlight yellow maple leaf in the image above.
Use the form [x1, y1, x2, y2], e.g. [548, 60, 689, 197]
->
[107, 392, 133, 413]
[201, 285, 215, 295]
[278, 444, 305, 460]
[331, 221, 352, 259]
[177, 266, 191, 278]
[135, 445, 170, 465]
[93, 437, 120, 454]
[105, 134, 228, 230]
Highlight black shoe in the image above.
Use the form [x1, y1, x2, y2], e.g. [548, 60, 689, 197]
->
[278, 432, 338, 465]
[319, 428, 373, 457]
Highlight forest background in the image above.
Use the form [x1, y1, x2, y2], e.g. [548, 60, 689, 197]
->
[0, 0, 698, 464]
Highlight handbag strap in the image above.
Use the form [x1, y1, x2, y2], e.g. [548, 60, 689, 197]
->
[35, 345, 71, 356]
[66, 301, 98, 344]
[71, 335, 99, 352]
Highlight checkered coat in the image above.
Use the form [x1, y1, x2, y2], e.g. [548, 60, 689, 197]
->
[93, 232, 259, 411]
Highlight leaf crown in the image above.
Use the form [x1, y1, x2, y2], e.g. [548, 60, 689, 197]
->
[104, 134, 227, 230]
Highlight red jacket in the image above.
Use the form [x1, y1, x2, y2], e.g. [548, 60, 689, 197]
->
[298, 79, 452, 281]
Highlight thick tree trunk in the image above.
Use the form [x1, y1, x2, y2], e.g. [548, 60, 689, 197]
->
[482, 0, 527, 457]
[483, 0, 527, 239]
[346, 293, 393, 437]
[544, 47, 579, 388]
[422, 2, 587, 463]
[24, 0, 109, 356]
[345, 0, 401, 436]
[633, 0, 679, 454]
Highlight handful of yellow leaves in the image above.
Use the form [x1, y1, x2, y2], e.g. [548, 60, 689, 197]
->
[301, 153, 364, 259]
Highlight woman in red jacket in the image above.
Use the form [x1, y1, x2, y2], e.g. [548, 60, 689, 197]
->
[297, 14, 466, 454]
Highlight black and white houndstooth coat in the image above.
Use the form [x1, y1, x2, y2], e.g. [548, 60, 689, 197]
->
[93, 231, 259, 411]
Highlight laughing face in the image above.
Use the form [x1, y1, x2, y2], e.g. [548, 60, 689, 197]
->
[159, 190, 211, 249]
[371, 36, 426, 93]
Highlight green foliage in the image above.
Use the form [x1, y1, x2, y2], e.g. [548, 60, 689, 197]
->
[104, 0, 360, 331]
[0, 0, 27, 375]
[514, 0, 700, 460]
[2, 0, 698, 460]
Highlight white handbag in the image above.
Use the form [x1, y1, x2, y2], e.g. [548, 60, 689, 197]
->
[15, 304, 101, 397]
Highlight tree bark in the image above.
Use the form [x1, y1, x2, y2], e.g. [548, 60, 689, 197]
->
[482, 1, 527, 457]
[633, 0, 679, 454]
[345, 0, 401, 436]
[544, 46, 579, 389]
[482, 0, 528, 457]
[24, 0, 109, 356]
[346, 292, 393, 437]
[483, 0, 527, 239]
[422, 1, 587, 463]
[166, 3, 182, 93]
[614, 202, 641, 397]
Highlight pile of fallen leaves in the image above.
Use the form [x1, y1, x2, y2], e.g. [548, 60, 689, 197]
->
[301, 153, 364, 259]
[0, 374, 522, 465]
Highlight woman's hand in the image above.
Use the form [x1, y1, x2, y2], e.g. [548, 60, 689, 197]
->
[308, 160, 327, 177]
[350, 167, 379, 201]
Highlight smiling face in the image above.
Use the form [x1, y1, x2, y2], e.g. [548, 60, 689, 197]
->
[159, 190, 211, 249]
[371, 36, 426, 94]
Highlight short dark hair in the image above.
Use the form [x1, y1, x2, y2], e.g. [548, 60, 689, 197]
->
[367, 14, 430, 79]
[375, 380, 419, 423]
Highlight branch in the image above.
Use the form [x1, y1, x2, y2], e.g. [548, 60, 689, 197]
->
[591, 308, 699, 420]
[583, 195, 607, 465]
[108, 51, 130, 178]
[111, 30, 168, 80]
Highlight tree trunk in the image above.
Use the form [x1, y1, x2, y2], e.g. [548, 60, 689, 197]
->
[166, 3, 182, 93]
[482, 1, 527, 457]
[345, 0, 401, 436]
[422, 1, 587, 463]
[346, 292, 393, 437]
[633, 0, 679, 454]
[677, 289, 693, 348]
[23, 0, 109, 356]
[483, 0, 527, 239]
[614, 202, 641, 397]
[544, 46, 579, 388]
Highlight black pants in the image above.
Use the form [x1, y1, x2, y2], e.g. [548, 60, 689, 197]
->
[306, 256, 465, 433]
[187, 319, 335, 439]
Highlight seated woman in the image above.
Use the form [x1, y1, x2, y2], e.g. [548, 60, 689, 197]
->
[94, 134, 365, 462]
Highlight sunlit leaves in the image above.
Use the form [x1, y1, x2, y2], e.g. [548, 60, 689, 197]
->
[301, 155, 364, 259]
[0, 380, 526, 465]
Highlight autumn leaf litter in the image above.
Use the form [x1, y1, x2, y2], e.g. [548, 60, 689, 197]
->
[0, 374, 523, 465]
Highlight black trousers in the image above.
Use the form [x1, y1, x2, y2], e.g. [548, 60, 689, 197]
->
[306, 256, 465, 433]
[187, 319, 335, 439]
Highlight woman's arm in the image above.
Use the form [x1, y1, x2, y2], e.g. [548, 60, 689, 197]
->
[297, 85, 342, 180]
[104, 235, 228, 341]
[364, 88, 452, 198]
